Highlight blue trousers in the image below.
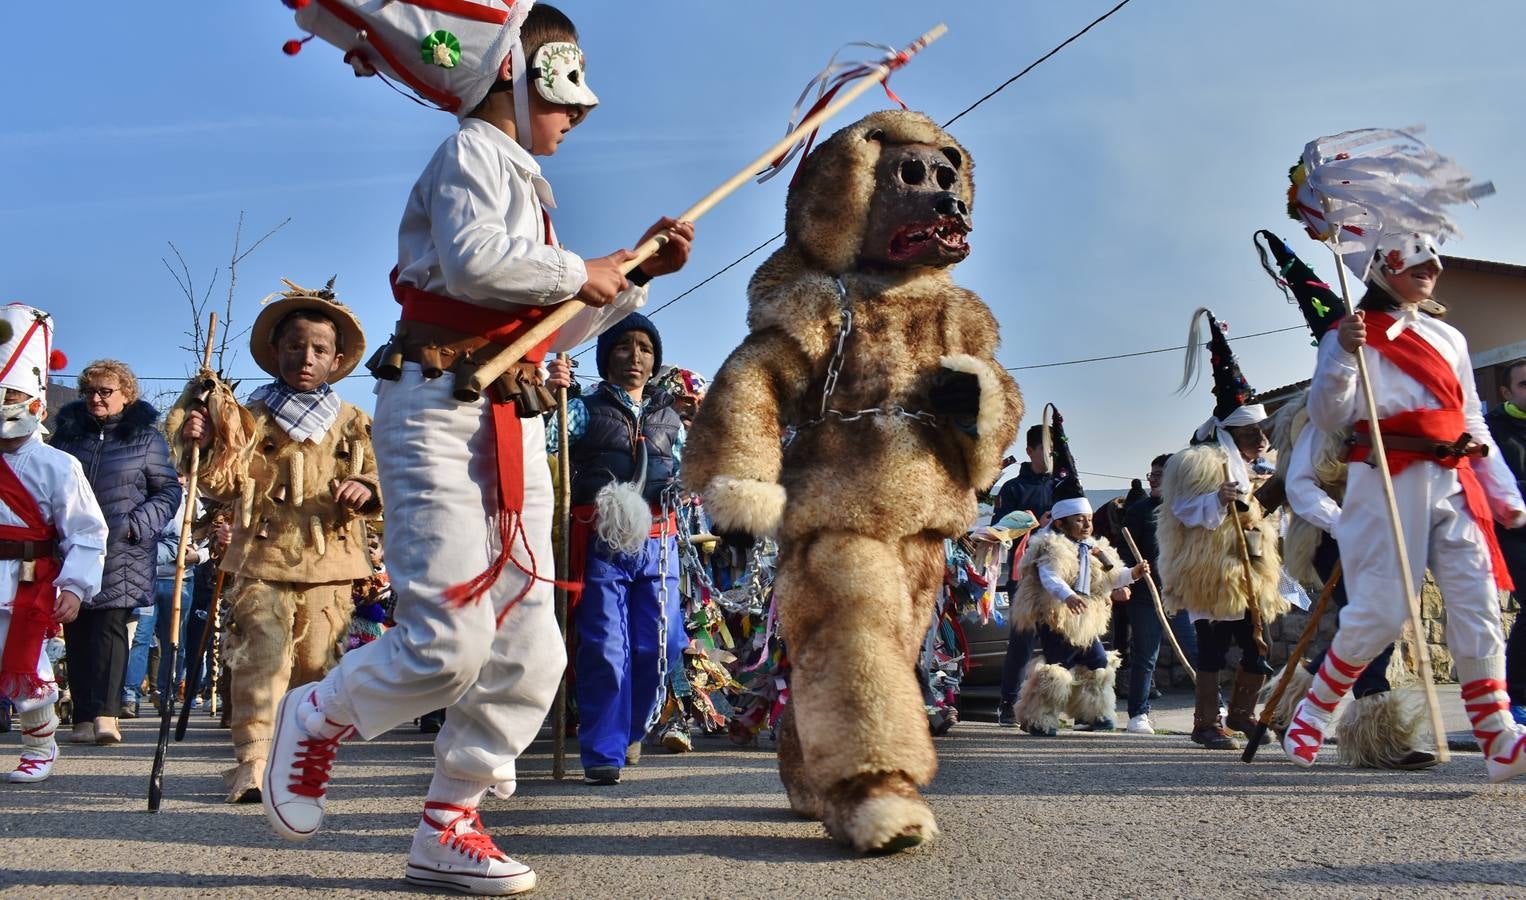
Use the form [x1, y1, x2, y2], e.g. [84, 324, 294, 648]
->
[574, 532, 685, 769]
[1035, 623, 1108, 670]
[1126, 595, 1163, 718]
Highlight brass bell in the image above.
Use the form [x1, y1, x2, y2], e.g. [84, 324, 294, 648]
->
[256, 518, 271, 540]
[272, 484, 289, 505]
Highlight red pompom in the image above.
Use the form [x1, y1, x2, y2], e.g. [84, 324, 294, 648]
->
[49, 349, 67, 372]
[283, 39, 303, 56]
[282, 0, 312, 9]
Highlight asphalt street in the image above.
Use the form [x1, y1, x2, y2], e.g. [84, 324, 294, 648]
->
[1, 693, 1523, 899]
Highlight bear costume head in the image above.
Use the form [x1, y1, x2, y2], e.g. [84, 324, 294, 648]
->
[785, 110, 973, 275]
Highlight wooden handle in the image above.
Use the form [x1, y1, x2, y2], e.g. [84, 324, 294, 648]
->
[1222, 461, 1269, 657]
[1121, 527, 1195, 681]
[454, 24, 949, 400]
[551, 353, 573, 781]
[1256, 562, 1341, 730]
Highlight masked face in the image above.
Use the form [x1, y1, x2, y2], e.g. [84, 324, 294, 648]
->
[531, 41, 598, 125]
[0, 394, 44, 439]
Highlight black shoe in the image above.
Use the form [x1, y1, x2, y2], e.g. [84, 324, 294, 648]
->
[1148, 687, 1163, 700]
[1388, 749, 1441, 771]
[583, 765, 621, 785]
[996, 700, 1017, 727]
[418, 709, 445, 734]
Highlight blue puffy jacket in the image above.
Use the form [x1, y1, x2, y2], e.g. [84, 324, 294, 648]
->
[51, 399, 182, 610]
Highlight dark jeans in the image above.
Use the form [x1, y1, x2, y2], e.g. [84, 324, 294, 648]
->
[999, 626, 1036, 703]
[1035, 623, 1108, 670]
[1194, 617, 1266, 674]
[63, 607, 131, 721]
[1498, 529, 1526, 706]
[1127, 599, 1163, 718]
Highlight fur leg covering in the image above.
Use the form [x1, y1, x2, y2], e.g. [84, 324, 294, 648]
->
[1335, 690, 1427, 769]
[1013, 661, 1074, 734]
[1067, 651, 1121, 727]
[1265, 662, 1315, 735]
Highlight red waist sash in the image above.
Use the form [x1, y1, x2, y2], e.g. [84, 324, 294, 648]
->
[0, 455, 61, 701]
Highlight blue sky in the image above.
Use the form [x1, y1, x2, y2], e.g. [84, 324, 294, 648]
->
[8, 1, 1525, 487]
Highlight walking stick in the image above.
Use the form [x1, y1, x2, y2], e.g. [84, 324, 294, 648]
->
[1222, 461, 1270, 659]
[1325, 247, 1448, 763]
[149, 312, 217, 812]
[1242, 562, 1341, 762]
[175, 569, 226, 742]
[1120, 528, 1195, 682]
[551, 355, 572, 781]
[452, 23, 948, 402]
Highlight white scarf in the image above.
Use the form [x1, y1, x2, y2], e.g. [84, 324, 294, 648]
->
[1194, 403, 1266, 495]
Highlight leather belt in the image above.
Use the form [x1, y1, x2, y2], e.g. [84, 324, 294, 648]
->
[0, 538, 57, 561]
[368, 320, 557, 417]
[1349, 430, 1488, 461]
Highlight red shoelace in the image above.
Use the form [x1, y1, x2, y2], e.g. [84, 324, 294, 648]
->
[13, 751, 54, 776]
[423, 803, 508, 863]
[1284, 712, 1324, 763]
[287, 726, 351, 799]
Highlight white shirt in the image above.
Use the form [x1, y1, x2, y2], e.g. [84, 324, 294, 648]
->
[0, 433, 107, 610]
[395, 118, 648, 351]
[1309, 314, 1525, 523]
[1285, 426, 1341, 534]
[1037, 536, 1134, 602]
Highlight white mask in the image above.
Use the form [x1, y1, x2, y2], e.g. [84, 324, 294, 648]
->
[531, 41, 598, 122]
[0, 397, 43, 439]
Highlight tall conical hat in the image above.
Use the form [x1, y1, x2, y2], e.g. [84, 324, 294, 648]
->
[0, 304, 65, 399]
[1253, 230, 1345, 343]
[1042, 404, 1090, 520]
[1178, 308, 1260, 425]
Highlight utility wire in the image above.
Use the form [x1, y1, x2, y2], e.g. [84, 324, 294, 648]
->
[1006, 325, 1304, 372]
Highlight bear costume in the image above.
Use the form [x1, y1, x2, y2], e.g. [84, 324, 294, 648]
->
[683, 110, 1021, 853]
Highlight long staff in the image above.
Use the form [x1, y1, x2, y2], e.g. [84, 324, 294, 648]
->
[1120, 527, 1195, 682]
[453, 23, 949, 402]
[551, 354, 573, 781]
[175, 569, 226, 742]
[1222, 461, 1270, 659]
[1243, 562, 1341, 762]
[149, 313, 217, 812]
[1326, 247, 1447, 762]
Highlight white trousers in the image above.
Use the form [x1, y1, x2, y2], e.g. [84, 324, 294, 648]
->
[0, 609, 59, 713]
[318, 365, 563, 795]
[1332, 462, 1506, 664]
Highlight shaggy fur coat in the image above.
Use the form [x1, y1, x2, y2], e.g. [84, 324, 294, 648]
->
[684, 110, 1022, 854]
[1157, 443, 1288, 621]
[1270, 393, 1350, 591]
[1012, 527, 1119, 646]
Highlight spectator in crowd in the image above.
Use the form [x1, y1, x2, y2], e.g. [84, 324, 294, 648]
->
[51, 360, 180, 744]
[992, 424, 1059, 726]
[1485, 358, 1526, 725]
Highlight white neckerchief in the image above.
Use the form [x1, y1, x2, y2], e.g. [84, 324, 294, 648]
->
[1073, 538, 1094, 596]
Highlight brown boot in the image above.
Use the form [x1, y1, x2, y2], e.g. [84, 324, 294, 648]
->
[1225, 667, 1270, 742]
[1190, 672, 1242, 750]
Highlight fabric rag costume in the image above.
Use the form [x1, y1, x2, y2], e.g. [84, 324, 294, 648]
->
[1158, 308, 1288, 751]
[265, 2, 642, 894]
[0, 304, 107, 783]
[684, 110, 1023, 853]
[173, 281, 380, 803]
[1009, 408, 1129, 735]
[1287, 232, 1526, 782]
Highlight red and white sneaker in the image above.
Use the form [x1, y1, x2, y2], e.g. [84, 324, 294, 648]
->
[1462, 678, 1526, 784]
[262, 687, 353, 842]
[9, 707, 58, 783]
[405, 802, 537, 896]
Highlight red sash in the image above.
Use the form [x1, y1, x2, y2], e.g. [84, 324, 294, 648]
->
[0, 454, 61, 701]
[387, 208, 569, 623]
[1352, 312, 1512, 590]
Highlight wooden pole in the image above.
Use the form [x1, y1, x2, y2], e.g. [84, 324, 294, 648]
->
[551, 355, 573, 781]
[453, 23, 949, 402]
[1222, 461, 1270, 658]
[1120, 527, 1195, 682]
[1326, 247, 1448, 762]
[1242, 562, 1340, 762]
[149, 312, 217, 811]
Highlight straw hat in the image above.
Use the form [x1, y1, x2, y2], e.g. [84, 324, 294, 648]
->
[250, 278, 366, 382]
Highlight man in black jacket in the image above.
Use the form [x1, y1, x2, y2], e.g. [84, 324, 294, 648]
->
[1485, 359, 1526, 725]
[993, 425, 1057, 725]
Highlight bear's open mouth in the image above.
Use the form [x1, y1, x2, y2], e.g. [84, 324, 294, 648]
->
[888, 216, 970, 261]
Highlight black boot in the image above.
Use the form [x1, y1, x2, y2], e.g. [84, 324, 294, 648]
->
[996, 698, 1017, 728]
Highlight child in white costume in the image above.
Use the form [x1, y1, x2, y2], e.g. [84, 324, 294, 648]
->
[262, 2, 694, 895]
[1287, 233, 1526, 783]
[0, 304, 107, 784]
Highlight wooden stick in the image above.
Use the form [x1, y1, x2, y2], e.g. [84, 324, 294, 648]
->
[453, 23, 949, 402]
[1326, 247, 1448, 762]
[1242, 562, 1340, 762]
[149, 312, 217, 812]
[551, 355, 573, 781]
[1121, 527, 1195, 682]
[1222, 461, 1270, 658]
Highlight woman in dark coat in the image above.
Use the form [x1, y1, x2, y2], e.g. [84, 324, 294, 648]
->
[50, 360, 180, 744]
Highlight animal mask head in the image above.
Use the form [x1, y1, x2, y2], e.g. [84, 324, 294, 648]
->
[786, 110, 973, 275]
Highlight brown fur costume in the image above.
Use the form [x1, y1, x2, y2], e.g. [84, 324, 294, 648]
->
[684, 111, 1021, 853]
[1156, 443, 1287, 622]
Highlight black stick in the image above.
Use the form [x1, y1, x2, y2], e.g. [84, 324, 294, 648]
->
[176, 570, 225, 742]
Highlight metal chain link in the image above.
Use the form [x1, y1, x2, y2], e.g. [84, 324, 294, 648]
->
[665, 482, 769, 615]
[645, 490, 674, 734]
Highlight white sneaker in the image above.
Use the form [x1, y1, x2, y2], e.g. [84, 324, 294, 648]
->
[1126, 714, 1154, 735]
[9, 747, 56, 783]
[11, 708, 58, 783]
[405, 803, 537, 896]
[1282, 697, 1333, 768]
[262, 687, 352, 842]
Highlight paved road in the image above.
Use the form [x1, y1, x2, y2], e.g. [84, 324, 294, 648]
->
[2, 696, 1522, 899]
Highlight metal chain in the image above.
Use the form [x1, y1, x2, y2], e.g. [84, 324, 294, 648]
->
[645, 490, 674, 734]
[665, 482, 769, 615]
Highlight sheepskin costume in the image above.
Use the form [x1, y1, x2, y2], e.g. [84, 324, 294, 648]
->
[1069, 650, 1122, 727]
[684, 109, 1022, 854]
[1011, 527, 1120, 644]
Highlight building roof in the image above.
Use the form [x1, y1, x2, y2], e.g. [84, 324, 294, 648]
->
[1441, 255, 1526, 279]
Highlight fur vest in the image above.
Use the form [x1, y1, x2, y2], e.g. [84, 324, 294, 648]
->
[1157, 443, 1288, 621]
[1012, 527, 1118, 646]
